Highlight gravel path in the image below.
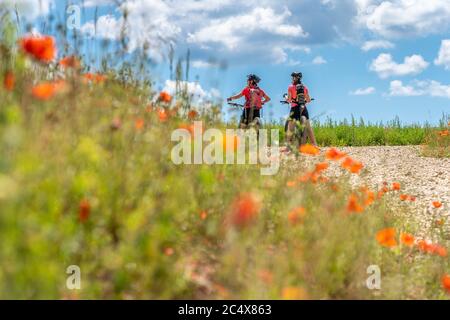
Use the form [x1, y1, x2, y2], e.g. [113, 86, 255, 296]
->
[283, 146, 450, 236]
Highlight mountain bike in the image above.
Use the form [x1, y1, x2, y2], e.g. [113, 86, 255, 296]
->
[280, 94, 315, 151]
[228, 102, 262, 132]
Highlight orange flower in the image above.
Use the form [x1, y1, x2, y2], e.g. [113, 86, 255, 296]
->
[288, 207, 306, 225]
[442, 274, 450, 293]
[200, 211, 208, 220]
[164, 247, 174, 256]
[32, 82, 56, 100]
[341, 157, 354, 169]
[159, 91, 172, 103]
[83, 73, 106, 84]
[79, 199, 91, 223]
[188, 109, 199, 120]
[392, 182, 401, 191]
[363, 190, 376, 207]
[158, 109, 168, 122]
[409, 196, 416, 202]
[432, 201, 442, 208]
[376, 228, 397, 248]
[299, 144, 320, 156]
[326, 148, 346, 161]
[399, 194, 408, 201]
[230, 193, 261, 228]
[59, 56, 81, 69]
[347, 194, 364, 213]
[349, 161, 364, 174]
[438, 130, 449, 137]
[400, 233, 415, 246]
[3, 71, 15, 91]
[20, 35, 56, 62]
[282, 287, 307, 300]
[31, 80, 67, 100]
[286, 181, 297, 188]
[417, 240, 433, 253]
[314, 162, 329, 173]
[435, 246, 448, 257]
[135, 118, 145, 130]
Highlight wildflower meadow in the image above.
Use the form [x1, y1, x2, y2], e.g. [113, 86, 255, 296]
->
[0, 3, 449, 301]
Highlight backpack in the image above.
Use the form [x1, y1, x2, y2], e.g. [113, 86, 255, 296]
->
[246, 87, 263, 108]
[294, 84, 307, 105]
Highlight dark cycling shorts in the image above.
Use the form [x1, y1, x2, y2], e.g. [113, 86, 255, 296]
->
[289, 105, 309, 121]
[241, 107, 261, 125]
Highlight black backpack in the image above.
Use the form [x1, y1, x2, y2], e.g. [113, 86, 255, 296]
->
[295, 84, 307, 105]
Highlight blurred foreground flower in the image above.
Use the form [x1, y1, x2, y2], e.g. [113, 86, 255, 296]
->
[400, 233, 415, 246]
[341, 157, 364, 174]
[432, 201, 442, 209]
[282, 287, 308, 300]
[59, 56, 81, 69]
[83, 73, 106, 84]
[326, 148, 346, 161]
[159, 91, 172, 103]
[288, 207, 306, 225]
[230, 193, 261, 228]
[31, 80, 67, 100]
[3, 71, 15, 92]
[392, 182, 401, 191]
[20, 35, 56, 63]
[376, 228, 397, 248]
[79, 199, 91, 223]
[442, 274, 450, 294]
[299, 144, 320, 156]
[347, 194, 364, 213]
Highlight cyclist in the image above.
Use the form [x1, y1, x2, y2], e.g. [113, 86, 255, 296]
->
[286, 72, 317, 146]
[227, 74, 271, 130]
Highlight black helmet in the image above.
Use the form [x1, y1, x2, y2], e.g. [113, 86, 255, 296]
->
[247, 74, 261, 84]
[291, 72, 302, 79]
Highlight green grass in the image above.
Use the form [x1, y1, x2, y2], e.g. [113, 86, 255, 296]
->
[263, 116, 448, 147]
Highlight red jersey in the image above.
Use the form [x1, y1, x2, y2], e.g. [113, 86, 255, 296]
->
[241, 86, 266, 109]
[288, 84, 309, 107]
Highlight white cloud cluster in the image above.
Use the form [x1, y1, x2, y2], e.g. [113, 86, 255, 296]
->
[1, 0, 53, 19]
[370, 53, 429, 79]
[357, 0, 450, 38]
[350, 87, 376, 95]
[361, 40, 394, 51]
[434, 39, 450, 70]
[312, 56, 327, 65]
[187, 7, 306, 50]
[162, 80, 221, 104]
[389, 79, 450, 98]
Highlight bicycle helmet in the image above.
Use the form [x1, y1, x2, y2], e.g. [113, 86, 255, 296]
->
[291, 72, 302, 79]
[247, 74, 261, 84]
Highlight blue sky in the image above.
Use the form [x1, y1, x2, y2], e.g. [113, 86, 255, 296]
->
[5, 0, 450, 125]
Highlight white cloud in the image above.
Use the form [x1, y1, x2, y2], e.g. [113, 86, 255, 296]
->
[80, 1, 180, 61]
[389, 79, 450, 98]
[163, 80, 221, 104]
[187, 7, 307, 50]
[357, 0, 450, 38]
[370, 53, 429, 79]
[435, 39, 450, 70]
[350, 87, 376, 95]
[312, 56, 327, 65]
[361, 40, 394, 51]
[0, 0, 53, 19]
